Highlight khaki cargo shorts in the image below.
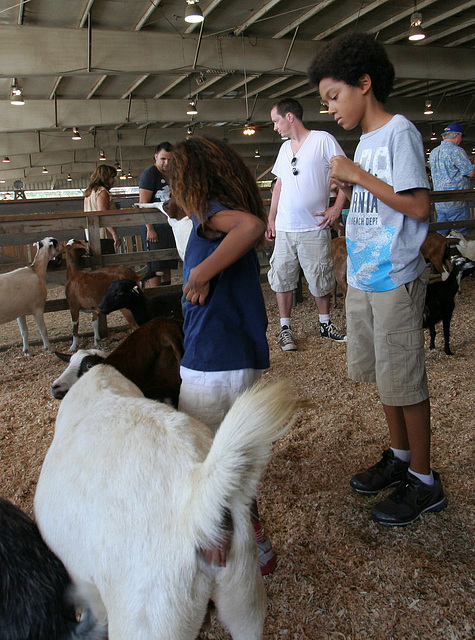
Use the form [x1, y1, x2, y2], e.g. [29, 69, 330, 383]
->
[346, 273, 429, 407]
[267, 229, 334, 298]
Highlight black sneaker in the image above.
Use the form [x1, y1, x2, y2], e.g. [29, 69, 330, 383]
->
[278, 325, 297, 351]
[320, 322, 347, 342]
[371, 470, 447, 526]
[350, 449, 409, 495]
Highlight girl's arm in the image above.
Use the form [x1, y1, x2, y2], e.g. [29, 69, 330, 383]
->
[184, 209, 266, 305]
[330, 155, 430, 222]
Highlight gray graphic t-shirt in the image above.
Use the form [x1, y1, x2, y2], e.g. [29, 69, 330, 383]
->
[346, 114, 430, 292]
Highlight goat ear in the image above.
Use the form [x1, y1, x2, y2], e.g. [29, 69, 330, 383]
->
[55, 351, 72, 363]
[34, 241, 42, 250]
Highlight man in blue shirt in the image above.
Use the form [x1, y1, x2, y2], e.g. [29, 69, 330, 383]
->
[429, 123, 475, 236]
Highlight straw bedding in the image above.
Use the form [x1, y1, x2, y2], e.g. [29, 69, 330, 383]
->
[0, 277, 474, 640]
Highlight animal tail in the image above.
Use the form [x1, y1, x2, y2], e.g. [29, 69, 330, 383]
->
[186, 380, 296, 549]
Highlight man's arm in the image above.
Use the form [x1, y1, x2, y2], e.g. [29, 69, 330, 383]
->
[330, 155, 430, 222]
[266, 178, 281, 240]
[139, 187, 157, 241]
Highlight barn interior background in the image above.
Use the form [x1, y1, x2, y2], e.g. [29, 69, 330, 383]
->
[0, 1, 475, 639]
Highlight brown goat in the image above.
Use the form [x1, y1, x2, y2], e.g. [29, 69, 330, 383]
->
[420, 232, 456, 277]
[331, 236, 348, 311]
[65, 239, 141, 350]
[53, 316, 184, 407]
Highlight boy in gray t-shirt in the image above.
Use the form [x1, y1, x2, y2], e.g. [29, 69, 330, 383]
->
[308, 32, 447, 527]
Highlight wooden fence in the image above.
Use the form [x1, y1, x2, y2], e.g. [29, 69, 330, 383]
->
[0, 207, 181, 338]
[0, 188, 473, 336]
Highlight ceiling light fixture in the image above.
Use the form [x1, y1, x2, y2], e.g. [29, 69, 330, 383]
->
[319, 103, 329, 114]
[10, 82, 25, 106]
[423, 99, 433, 115]
[127, 171, 132, 179]
[186, 100, 198, 115]
[42, 167, 48, 174]
[116, 163, 122, 173]
[67, 174, 72, 181]
[99, 148, 106, 161]
[254, 149, 260, 158]
[120, 172, 127, 180]
[72, 127, 81, 140]
[408, 11, 425, 41]
[184, 0, 204, 24]
[187, 126, 193, 136]
[430, 131, 437, 141]
[3, 156, 10, 163]
[243, 124, 256, 136]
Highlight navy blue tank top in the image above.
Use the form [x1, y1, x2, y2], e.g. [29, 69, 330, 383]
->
[181, 201, 269, 372]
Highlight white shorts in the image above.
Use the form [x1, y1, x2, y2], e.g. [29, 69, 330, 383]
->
[178, 366, 262, 433]
[267, 229, 334, 298]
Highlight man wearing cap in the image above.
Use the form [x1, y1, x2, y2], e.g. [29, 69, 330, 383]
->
[429, 123, 475, 236]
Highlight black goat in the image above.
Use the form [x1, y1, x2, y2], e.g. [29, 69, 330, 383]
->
[0, 496, 106, 640]
[99, 279, 183, 325]
[423, 256, 475, 355]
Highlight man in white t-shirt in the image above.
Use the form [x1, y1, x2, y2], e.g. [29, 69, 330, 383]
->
[267, 98, 348, 351]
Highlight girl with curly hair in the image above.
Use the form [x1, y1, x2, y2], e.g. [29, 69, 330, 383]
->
[167, 136, 277, 574]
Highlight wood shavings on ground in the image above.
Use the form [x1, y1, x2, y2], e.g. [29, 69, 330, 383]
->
[0, 276, 474, 640]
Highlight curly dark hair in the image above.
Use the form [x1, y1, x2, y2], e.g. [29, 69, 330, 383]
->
[307, 32, 395, 104]
[167, 136, 267, 228]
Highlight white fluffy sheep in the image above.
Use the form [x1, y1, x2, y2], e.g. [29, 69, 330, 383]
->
[35, 367, 295, 640]
[0, 237, 61, 355]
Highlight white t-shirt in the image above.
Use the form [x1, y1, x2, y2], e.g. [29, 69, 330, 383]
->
[272, 130, 346, 232]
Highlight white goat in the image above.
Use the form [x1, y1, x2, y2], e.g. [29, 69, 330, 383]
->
[134, 201, 192, 261]
[0, 496, 107, 640]
[0, 237, 61, 355]
[35, 368, 295, 640]
[447, 230, 475, 261]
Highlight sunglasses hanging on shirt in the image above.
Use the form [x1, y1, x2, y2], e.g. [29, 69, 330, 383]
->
[291, 156, 299, 175]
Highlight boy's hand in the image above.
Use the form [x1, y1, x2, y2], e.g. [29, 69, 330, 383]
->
[330, 155, 361, 186]
[184, 266, 209, 305]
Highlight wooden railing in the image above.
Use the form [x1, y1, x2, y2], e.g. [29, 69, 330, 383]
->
[0, 207, 181, 338]
[0, 188, 473, 323]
